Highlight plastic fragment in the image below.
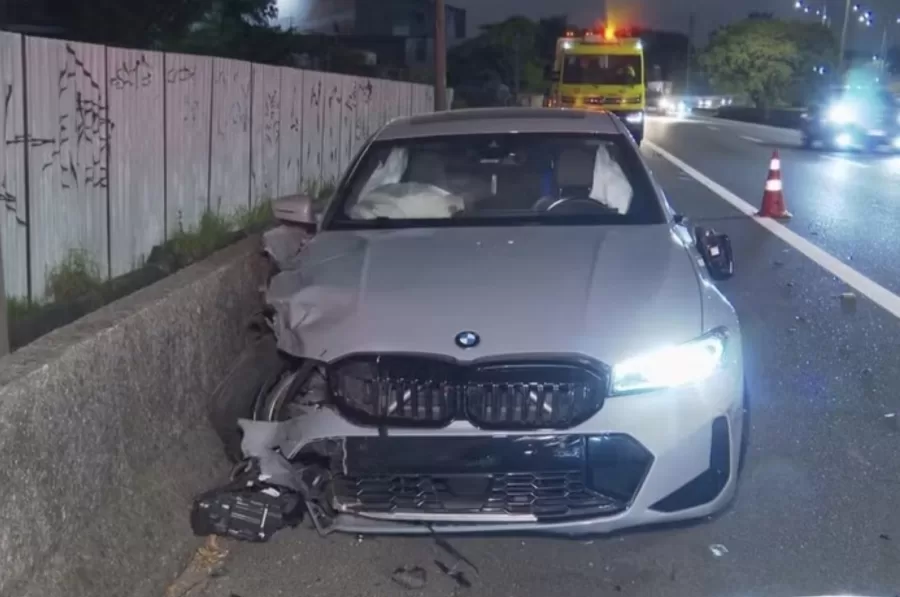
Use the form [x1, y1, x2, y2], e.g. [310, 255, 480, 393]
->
[709, 544, 728, 557]
[391, 566, 427, 590]
[840, 292, 857, 314]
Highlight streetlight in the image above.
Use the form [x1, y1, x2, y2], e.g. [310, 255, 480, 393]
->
[876, 16, 899, 74]
[794, 1, 829, 24]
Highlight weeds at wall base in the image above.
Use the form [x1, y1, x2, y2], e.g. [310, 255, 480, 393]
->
[5, 201, 275, 352]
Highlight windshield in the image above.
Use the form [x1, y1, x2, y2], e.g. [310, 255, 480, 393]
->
[325, 133, 664, 230]
[561, 54, 642, 86]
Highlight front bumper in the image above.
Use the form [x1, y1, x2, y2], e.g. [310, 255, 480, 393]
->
[247, 364, 744, 536]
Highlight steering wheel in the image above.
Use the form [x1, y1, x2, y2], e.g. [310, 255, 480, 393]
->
[536, 196, 616, 215]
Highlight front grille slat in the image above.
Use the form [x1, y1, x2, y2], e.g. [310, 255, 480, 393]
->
[335, 471, 624, 521]
[329, 356, 607, 430]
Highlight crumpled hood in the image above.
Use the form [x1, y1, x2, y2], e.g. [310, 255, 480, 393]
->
[267, 225, 703, 365]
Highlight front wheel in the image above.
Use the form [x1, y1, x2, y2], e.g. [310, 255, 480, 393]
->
[209, 333, 289, 462]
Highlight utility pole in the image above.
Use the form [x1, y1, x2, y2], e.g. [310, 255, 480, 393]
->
[879, 26, 889, 74]
[513, 32, 521, 102]
[685, 12, 695, 95]
[0, 237, 8, 357]
[434, 0, 448, 111]
[838, 0, 851, 72]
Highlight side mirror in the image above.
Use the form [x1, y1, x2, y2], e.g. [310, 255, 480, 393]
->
[272, 195, 316, 230]
[694, 226, 734, 280]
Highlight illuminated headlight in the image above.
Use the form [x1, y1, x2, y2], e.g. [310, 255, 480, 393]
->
[611, 328, 728, 395]
[826, 103, 856, 124]
[835, 132, 853, 148]
[625, 112, 644, 124]
[892, 137, 900, 149]
[660, 98, 672, 109]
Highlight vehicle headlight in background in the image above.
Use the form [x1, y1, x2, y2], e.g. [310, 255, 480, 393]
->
[625, 112, 644, 124]
[611, 328, 728, 394]
[826, 103, 856, 124]
[835, 132, 853, 148]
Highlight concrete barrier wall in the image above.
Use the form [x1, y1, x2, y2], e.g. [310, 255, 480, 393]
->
[0, 30, 437, 300]
[0, 236, 264, 597]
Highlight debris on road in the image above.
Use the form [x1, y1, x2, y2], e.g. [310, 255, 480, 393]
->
[391, 566, 427, 590]
[840, 292, 857, 314]
[435, 559, 473, 589]
[164, 536, 230, 597]
[708, 544, 729, 558]
[434, 536, 480, 574]
[879, 533, 891, 541]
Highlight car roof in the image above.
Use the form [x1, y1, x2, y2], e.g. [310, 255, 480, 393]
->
[375, 107, 624, 141]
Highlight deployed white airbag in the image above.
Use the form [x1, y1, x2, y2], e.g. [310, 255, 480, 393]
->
[356, 147, 409, 199]
[589, 145, 633, 214]
[349, 182, 465, 219]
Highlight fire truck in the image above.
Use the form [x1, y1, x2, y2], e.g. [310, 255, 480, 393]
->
[546, 27, 646, 144]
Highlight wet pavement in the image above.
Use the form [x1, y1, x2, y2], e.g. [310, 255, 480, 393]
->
[194, 119, 900, 597]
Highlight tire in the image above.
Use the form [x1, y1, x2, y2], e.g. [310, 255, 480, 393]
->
[254, 361, 319, 422]
[209, 333, 288, 462]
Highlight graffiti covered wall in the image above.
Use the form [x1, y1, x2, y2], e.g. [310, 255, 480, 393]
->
[0, 31, 438, 300]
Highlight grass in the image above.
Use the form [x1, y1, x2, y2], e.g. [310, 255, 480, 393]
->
[6, 198, 280, 325]
[169, 210, 237, 265]
[302, 179, 336, 208]
[46, 249, 104, 303]
[233, 200, 274, 232]
[6, 296, 38, 320]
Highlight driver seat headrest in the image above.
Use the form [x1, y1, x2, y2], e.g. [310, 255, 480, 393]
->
[556, 147, 596, 189]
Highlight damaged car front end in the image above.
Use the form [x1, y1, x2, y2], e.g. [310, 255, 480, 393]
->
[193, 108, 744, 542]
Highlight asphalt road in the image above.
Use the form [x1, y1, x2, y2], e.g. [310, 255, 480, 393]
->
[194, 117, 900, 597]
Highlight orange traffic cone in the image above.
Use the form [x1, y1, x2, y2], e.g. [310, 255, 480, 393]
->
[758, 150, 792, 219]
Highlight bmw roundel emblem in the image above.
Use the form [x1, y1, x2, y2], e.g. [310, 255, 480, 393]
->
[455, 331, 480, 349]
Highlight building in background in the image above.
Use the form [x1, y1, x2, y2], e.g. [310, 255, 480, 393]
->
[275, 0, 466, 72]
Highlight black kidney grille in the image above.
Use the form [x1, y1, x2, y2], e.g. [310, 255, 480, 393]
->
[333, 472, 624, 520]
[328, 356, 607, 430]
[465, 380, 597, 429]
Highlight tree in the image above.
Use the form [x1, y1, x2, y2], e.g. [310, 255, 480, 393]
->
[172, 0, 280, 58]
[448, 15, 565, 104]
[4, 0, 277, 51]
[701, 18, 835, 108]
[635, 28, 690, 80]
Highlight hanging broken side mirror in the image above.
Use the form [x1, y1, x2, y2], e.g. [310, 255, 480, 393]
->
[272, 195, 317, 232]
[695, 226, 734, 280]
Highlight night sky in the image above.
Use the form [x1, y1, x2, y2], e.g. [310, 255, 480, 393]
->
[449, 0, 897, 50]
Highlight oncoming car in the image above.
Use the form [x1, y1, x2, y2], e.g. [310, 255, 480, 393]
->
[801, 86, 900, 152]
[194, 107, 746, 541]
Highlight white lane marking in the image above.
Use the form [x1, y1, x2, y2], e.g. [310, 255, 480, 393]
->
[740, 135, 763, 144]
[645, 140, 900, 320]
[707, 125, 719, 131]
[691, 114, 801, 137]
[822, 154, 870, 168]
